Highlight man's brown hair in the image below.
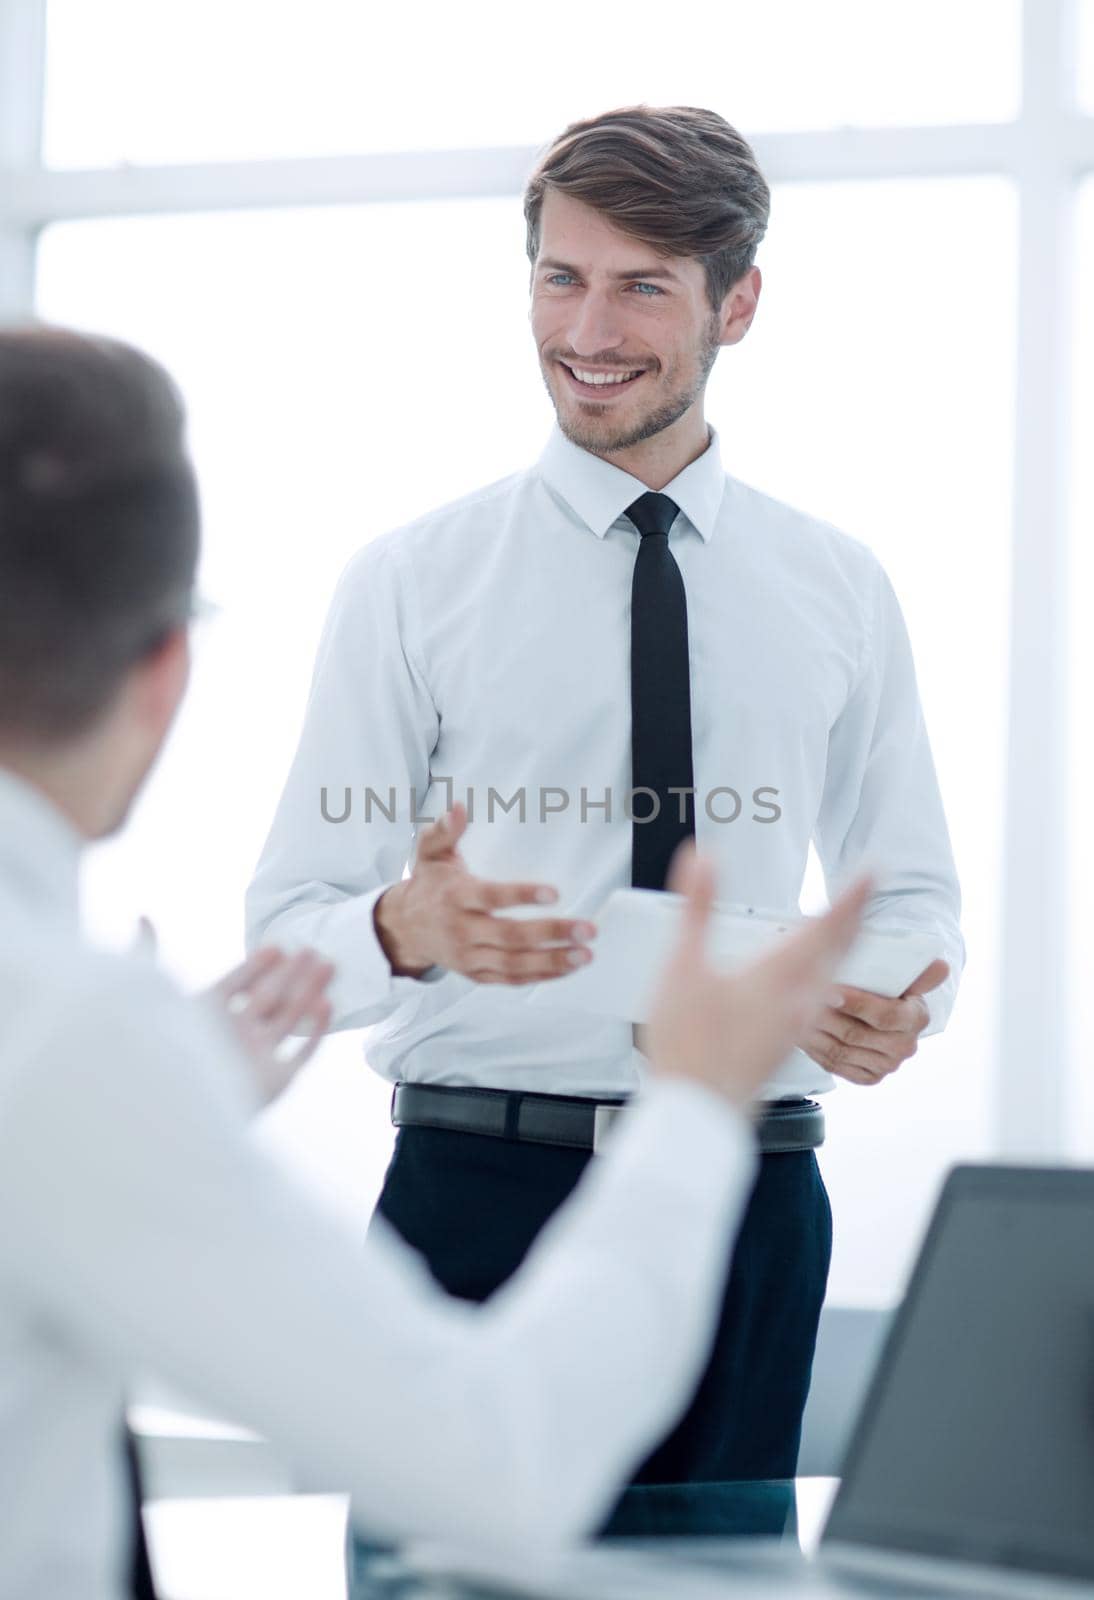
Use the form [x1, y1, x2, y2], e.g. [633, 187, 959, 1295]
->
[0, 326, 200, 744]
[523, 105, 770, 309]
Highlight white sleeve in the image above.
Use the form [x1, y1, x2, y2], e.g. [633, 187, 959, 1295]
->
[0, 961, 756, 1551]
[814, 557, 965, 1034]
[244, 534, 444, 1030]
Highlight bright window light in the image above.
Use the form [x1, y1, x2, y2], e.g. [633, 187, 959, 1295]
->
[43, 0, 1021, 169]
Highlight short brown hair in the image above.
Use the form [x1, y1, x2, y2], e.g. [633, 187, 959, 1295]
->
[0, 325, 200, 744]
[524, 105, 770, 309]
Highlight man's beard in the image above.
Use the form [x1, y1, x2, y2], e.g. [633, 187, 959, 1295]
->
[545, 317, 720, 457]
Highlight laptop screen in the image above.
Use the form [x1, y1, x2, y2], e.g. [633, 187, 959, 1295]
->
[824, 1166, 1094, 1584]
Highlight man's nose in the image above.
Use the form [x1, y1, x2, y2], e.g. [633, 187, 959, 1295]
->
[566, 290, 626, 357]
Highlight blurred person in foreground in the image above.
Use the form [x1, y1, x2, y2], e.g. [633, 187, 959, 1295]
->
[0, 327, 872, 1598]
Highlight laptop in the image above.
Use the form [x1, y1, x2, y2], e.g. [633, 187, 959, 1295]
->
[395, 1165, 1094, 1599]
[815, 1162, 1094, 1596]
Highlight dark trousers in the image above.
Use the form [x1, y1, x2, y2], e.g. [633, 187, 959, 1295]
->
[373, 1121, 832, 1484]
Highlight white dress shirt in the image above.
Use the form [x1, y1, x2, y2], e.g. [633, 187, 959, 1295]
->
[247, 425, 964, 1099]
[0, 766, 755, 1599]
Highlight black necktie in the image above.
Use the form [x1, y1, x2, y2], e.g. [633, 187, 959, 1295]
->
[627, 492, 696, 891]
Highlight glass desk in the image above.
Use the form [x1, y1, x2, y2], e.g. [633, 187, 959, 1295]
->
[143, 1478, 838, 1597]
[348, 1479, 839, 1600]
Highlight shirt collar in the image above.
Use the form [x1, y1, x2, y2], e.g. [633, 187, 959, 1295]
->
[0, 765, 83, 928]
[536, 424, 726, 543]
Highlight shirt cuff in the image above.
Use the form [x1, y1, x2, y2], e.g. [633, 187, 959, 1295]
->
[918, 938, 964, 1037]
[288, 883, 446, 1024]
[921, 970, 955, 1036]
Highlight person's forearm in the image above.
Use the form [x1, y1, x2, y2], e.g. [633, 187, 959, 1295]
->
[6, 961, 758, 1553]
[816, 559, 964, 1040]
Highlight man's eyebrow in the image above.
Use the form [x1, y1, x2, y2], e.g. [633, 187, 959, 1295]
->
[536, 257, 681, 282]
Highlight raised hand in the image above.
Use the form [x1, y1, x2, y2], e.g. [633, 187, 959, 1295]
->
[201, 947, 334, 1105]
[646, 843, 873, 1109]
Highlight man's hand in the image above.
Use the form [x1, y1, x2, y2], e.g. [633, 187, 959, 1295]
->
[373, 802, 597, 984]
[646, 843, 873, 1110]
[201, 947, 335, 1106]
[799, 958, 950, 1086]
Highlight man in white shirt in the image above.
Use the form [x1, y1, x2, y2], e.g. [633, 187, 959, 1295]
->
[0, 325, 870, 1596]
[247, 105, 964, 1485]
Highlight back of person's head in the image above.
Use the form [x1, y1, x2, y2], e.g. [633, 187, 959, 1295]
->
[523, 104, 771, 309]
[0, 326, 200, 748]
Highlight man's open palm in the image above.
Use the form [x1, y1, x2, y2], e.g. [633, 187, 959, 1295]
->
[646, 844, 873, 1109]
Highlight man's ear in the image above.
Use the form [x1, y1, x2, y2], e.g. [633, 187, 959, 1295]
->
[131, 624, 191, 736]
[717, 265, 762, 348]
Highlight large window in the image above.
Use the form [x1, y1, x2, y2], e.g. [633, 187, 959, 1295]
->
[3, 0, 1080, 1309]
[42, 0, 1020, 168]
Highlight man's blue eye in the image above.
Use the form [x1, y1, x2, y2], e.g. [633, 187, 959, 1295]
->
[632, 282, 663, 296]
[548, 273, 574, 286]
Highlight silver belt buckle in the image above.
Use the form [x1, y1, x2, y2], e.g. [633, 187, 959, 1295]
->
[593, 1104, 624, 1153]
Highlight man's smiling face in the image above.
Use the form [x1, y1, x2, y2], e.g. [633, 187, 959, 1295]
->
[530, 188, 725, 458]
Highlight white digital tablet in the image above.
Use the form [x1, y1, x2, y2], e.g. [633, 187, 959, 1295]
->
[525, 888, 943, 1023]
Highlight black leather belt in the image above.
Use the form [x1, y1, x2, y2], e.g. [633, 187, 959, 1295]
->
[391, 1082, 824, 1155]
